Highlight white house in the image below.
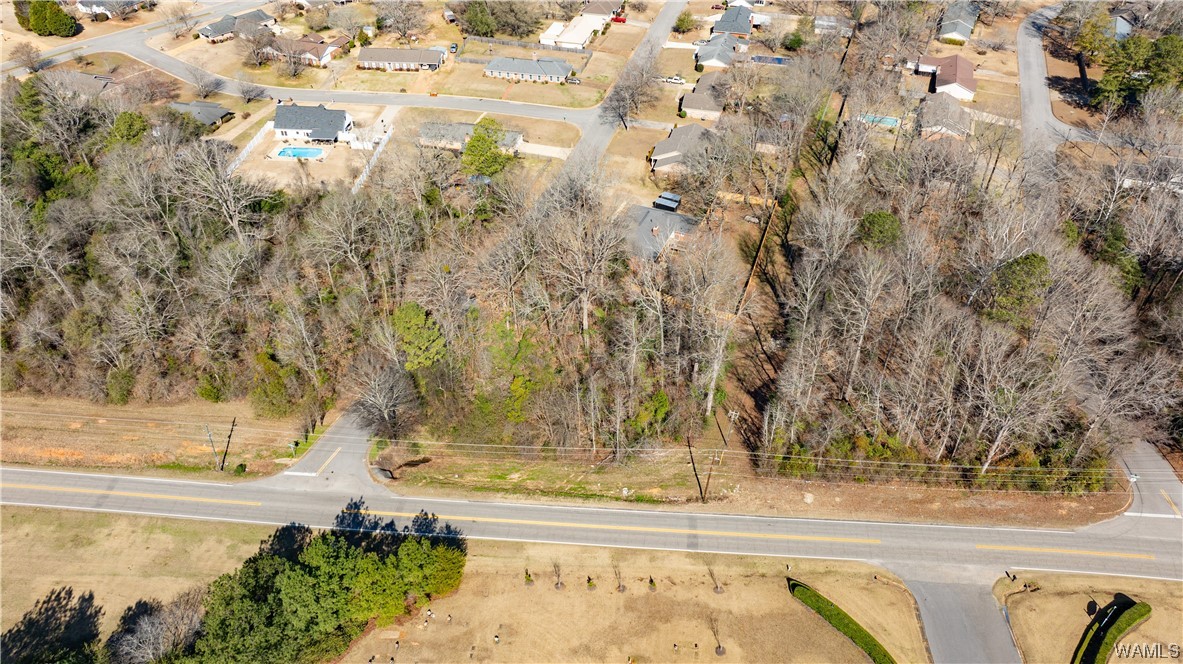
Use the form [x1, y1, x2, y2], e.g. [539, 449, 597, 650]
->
[554, 15, 603, 49]
[356, 47, 444, 71]
[540, 21, 566, 46]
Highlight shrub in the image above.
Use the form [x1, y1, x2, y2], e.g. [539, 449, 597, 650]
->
[694, 62, 704, 72]
[678, 109, 687, 118]
[672, 9, 697, 33]
[789, 580, 896, 664]
[858, 210, 902, 249]
[233, 463, 248, 476]
[1072, 601, 1152, 664]
[106, 367, 136, 405]
[192, 32, 200, 39]
[783, 31, 805, 51]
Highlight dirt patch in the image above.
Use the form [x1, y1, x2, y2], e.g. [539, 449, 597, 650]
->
[0, 394, 314, 478]
[1042, 34, 1105, 129]
[1, 506, 273, 635]
[994, 572, 1183, 664]
[341, 541, 929, 663]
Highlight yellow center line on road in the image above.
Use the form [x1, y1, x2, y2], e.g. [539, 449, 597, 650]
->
[0, 483, 261, 507]
[1162, 490, 1182, 518]
[976, 544, 1154, 560]
[347, 509, 880, 545]
[316, 447, 343, 476]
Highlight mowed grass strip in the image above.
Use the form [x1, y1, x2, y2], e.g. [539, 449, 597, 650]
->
[789, 579, 897, 664]
[1071, 601, 1152, 664]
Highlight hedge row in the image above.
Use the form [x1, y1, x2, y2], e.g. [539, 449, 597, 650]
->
[1071, 601, 1152, 664]
[788, 579, 896, 664]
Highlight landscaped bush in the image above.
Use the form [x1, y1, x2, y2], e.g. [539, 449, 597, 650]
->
[788, 580, 896, 664]
[1071, 601, 1152, 664]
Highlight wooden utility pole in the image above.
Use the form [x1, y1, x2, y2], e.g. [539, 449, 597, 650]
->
[703, 410, 738, 501]
[687, 434, 705, 503]
[203, 425, 220, 469]
[219, 417, 236, 471]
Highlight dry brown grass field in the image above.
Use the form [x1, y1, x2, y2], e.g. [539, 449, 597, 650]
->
[341, 542, 929, 663]
[2, 507, 927, 664]
[0, 395, 315, 477]
[995, 572, 1183, 664]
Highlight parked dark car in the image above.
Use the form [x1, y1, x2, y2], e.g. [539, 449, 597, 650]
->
[711, 4, 726, 9]
[449, 42, 458, 53]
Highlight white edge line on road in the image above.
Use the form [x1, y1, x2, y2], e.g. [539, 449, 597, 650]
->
[1123, 512, 1183, 519]
[0, 501, 870, 563]
[1012, 566, 1183, 583]
[283, 471, 318, 477]
[1, 465, 1078, 534]
[0, 467, 231, 487]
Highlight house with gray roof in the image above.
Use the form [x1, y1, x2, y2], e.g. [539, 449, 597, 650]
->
[273, 103, 354, 143]
[712, 6, 753, 38]
[695, 32, 747, 68]
[419, 122, 523, 152]
[198, 9, 275, 42]
[169, 100, 234, 126]
[681, 91, 723, 121]
[937, 1, 979, 44]
[357, 47, 444, 71]
[484, 57, 572, 83]
[919, 92, 972, 140]
[814, 15, 854, 36]
[630, 205, 698, 260]
[650, 124, 714, 172]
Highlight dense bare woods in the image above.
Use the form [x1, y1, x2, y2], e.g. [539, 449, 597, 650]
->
[2, 1, 1181, 490]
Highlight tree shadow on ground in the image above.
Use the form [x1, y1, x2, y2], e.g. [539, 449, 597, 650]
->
[1071, 593, 1137, 664]
[259, 523, 315, 562]
[1, 586, 103, 664]
[1046, 75, 1095, 110]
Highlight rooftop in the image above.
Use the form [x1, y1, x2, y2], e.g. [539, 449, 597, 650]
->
[485, 57, 573, 78]
[169, 100, 233, 126]
[629, 205, 699, 259]
[696, 33, 745, 66]
[712, 5, 753, 35]
[919, 92, 971, 136]
[920, 54, 977, 93]
[652, 124, 713, 169]
[356, 47, 444, 66]
[939, 1, 979, 40]
[681, 91, 722, 113]
[420, 122, 523, 151]
[274, 103, 349, 140]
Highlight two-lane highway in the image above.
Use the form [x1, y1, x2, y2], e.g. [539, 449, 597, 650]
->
[2, 464, 1178, 581]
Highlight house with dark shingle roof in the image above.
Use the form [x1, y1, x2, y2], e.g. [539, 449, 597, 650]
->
[937, 1, 979, 43]
[170, 100, 234, 126]
[357, 47, 444, 71]
[919, 54, 977, 101]
[261, 34, 349, 68]
[650, 124, 714, 172]
[198, 9, 275, 42]
[419, 122, 523, 152]
[484, 57, 572, 83]
[695, 32, 747, 68]
[273, 103, 354, 143]
[712, 6, 753, 38]
[919, 92, 971, 140]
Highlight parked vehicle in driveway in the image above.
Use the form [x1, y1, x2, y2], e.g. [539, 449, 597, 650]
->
[449, 42, 458, 53]
[711, 4, 725, 9]
[666, 76, 685, 85]
[693, 39, 709, 45]
[565, 77, 581, 85]
[611, 15, 626, 22]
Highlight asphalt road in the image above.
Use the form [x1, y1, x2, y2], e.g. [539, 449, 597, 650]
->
[2, 414, 1181, 664]
[1016, 3, 1098, 159]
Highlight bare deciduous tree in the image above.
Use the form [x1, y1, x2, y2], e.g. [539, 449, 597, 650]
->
[376, 0, 426, 40]
[600, 46, 660, 129]
[10, 42, 42, 73]
[162, 2, 198, 38]
[235, 78, 268, 104]
[187, 65, 224, 99]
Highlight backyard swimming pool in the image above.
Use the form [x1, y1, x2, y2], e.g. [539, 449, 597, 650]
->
[858, 114, 901, 128]
[277, 147, 325, 159]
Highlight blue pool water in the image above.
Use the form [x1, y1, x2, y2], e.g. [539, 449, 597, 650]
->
[278, 147, 325, 159]
[859, 114, 900, 128]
